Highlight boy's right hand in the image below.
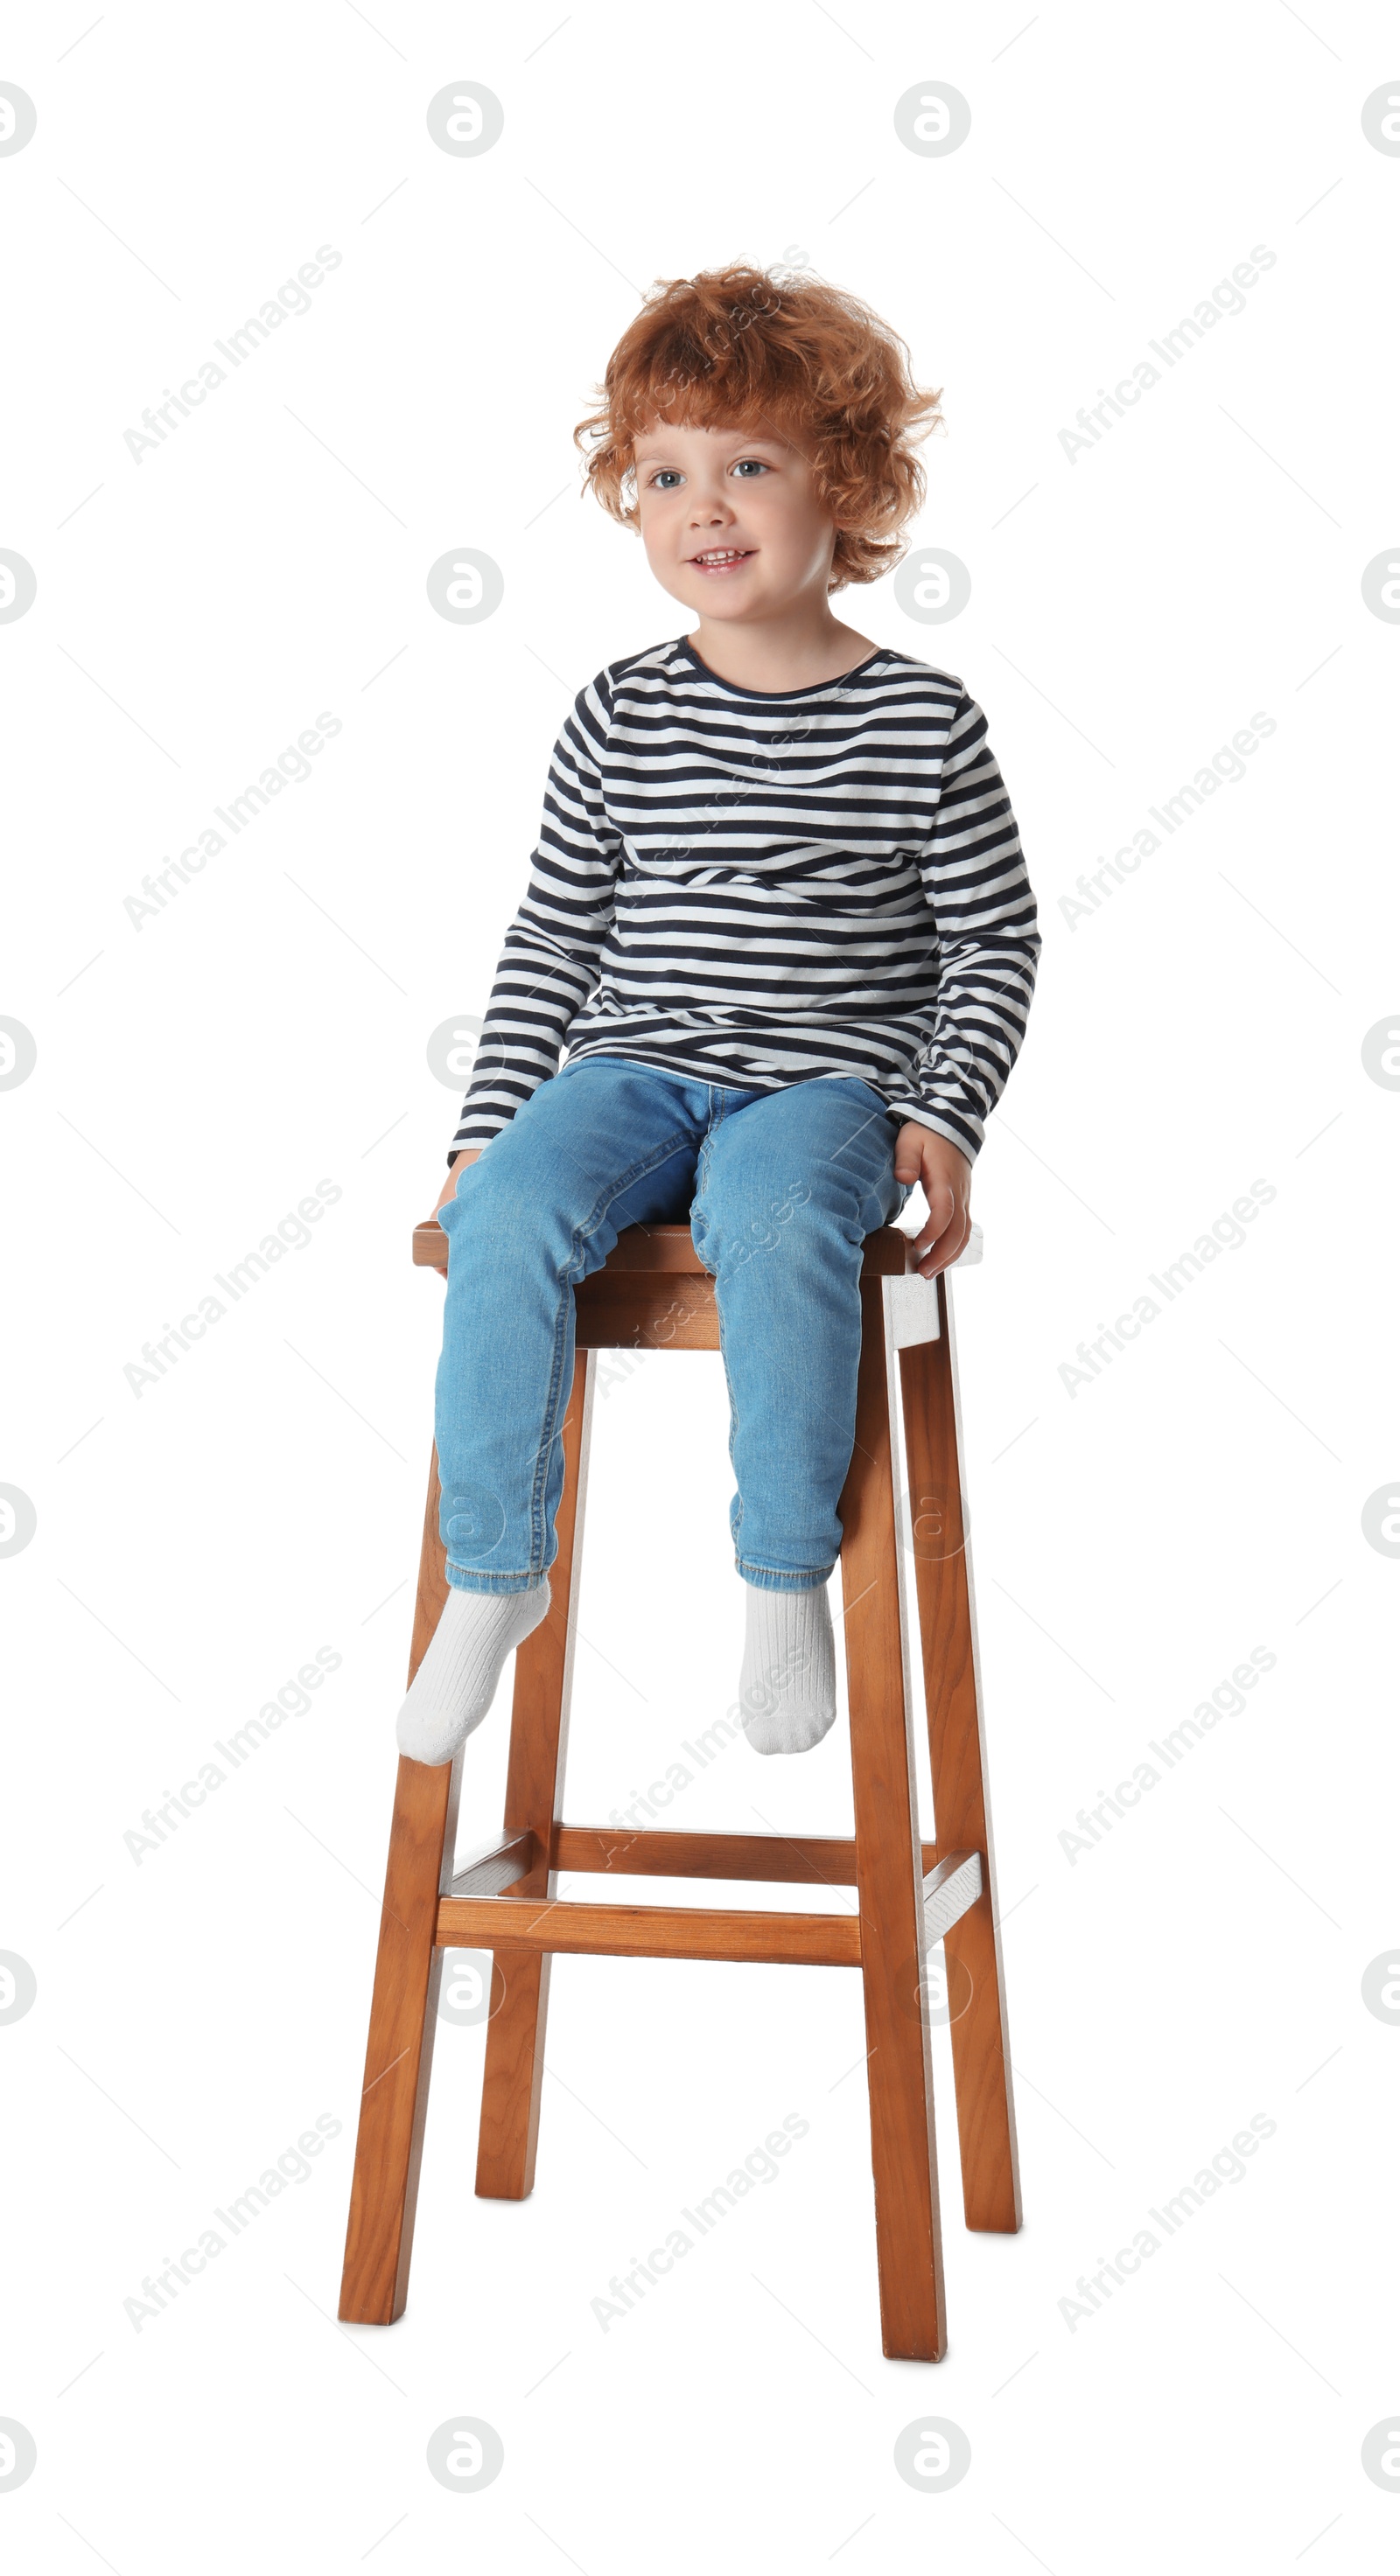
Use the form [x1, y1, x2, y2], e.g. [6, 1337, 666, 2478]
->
[430, 1148, 480, 1221]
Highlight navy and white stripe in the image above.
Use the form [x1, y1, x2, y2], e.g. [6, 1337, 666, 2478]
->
[451, 635, 1040, 1165]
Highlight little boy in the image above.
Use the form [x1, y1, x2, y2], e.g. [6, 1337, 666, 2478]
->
[396, 263, 1040, 1767]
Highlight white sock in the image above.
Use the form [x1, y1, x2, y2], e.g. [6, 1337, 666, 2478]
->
[738, 1579, 838, 1756]
[395, 1578, 551, 1766]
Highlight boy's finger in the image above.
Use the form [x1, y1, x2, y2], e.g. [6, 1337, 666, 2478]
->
[913, 1203, 971, 1278]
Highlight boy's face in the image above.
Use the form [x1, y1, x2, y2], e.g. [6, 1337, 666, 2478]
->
[632, 419, 839, 625]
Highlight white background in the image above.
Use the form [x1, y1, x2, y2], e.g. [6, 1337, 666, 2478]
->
[4, 2, 1397, 2567]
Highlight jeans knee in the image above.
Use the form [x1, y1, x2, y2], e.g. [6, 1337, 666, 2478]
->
[699, 1170, 803, 1267]
[449, 1162, 576, 1277]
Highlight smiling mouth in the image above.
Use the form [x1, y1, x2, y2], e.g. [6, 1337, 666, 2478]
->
[689, 548, 755, 573]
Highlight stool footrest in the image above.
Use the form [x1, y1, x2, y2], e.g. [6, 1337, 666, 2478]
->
[436, 1891, 861, 1968]
[923, 1851, 984, 1944]
[550, 1824, 940, 1884]
[433, 1849, 984, 1968]
[449, 1830, 536, 1897]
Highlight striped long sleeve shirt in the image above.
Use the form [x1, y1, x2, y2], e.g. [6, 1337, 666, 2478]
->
[450, 634, 1040, 1166]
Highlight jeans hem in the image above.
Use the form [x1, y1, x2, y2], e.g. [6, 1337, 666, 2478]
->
[445, 1562, 550, 1595]
[735, 1556, 833, 1593]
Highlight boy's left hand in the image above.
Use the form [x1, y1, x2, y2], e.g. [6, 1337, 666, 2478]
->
[892, 1121, 973, 1279]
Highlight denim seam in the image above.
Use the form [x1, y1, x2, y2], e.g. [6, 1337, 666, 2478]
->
[573, 1120, 699, 1251]
[736, 1554, 833, 1583]
[690, 1118, 721, 1264]
[521, 1119, 701, 1575]
[692, 1102, 746, 1544]
[446, 1560, 542, 1583]
[715, 1263, 744, 1549]
[525, 1272, 575, 1578]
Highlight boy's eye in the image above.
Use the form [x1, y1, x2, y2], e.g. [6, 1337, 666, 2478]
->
[732, 458, 769, 477]
[650, 469, 683, 489]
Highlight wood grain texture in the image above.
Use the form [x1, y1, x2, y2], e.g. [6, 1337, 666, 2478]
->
[575, 1274, 721, 1351]
[473, 1346, 595, 2200]
[338, 1446, 462, 2324]
[841, 1274, 947, 2362]
[406, 1435, 452, 1682]
[412, 1218, 920, 1281]
[550, 1826, 940, 1883]
[439, 1892, 860, 1966]
[899, 1274, 1023, 2234]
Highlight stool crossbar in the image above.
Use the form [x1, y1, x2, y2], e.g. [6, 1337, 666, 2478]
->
[339, 1218, 1022, 2362]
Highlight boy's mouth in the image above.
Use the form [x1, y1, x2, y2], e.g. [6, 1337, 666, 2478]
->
[688, 547, 755, 576]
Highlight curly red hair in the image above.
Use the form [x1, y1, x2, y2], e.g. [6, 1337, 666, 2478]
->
[574, 263, 942, 591]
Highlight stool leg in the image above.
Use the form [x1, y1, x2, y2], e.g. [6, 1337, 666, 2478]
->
[339, 1447, 462, 2323]
[475, 1347, 596, 2198]
[841, 1276, 947, 2363]
[898, 1273, 1022, 2235]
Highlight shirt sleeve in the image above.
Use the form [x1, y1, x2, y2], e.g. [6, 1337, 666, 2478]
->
[449, 671, 621, 1158]
[881, 688, 1041, 1163]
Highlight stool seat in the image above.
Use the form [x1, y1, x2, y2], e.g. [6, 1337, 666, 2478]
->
[411, 1216, 984, 1274]
[340, 1204, 1021, 2362]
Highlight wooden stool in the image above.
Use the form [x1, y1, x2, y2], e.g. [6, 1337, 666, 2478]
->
[338, 1215, 1022, 2361]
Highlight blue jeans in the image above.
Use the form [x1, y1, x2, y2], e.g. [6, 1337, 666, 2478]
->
[433, 1054, 914, 1595]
